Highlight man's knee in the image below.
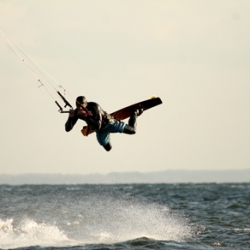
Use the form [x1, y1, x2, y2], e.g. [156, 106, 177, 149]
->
[103, 142, 112, 151]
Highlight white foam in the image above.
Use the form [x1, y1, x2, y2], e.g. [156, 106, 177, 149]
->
[0, 218, 14, 234]
[0, 218, 72, 249]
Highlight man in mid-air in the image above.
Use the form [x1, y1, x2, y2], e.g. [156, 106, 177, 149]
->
[65, 96, 143, 151]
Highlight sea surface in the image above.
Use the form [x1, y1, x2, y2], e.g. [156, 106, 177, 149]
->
[0, 183, 249, 250]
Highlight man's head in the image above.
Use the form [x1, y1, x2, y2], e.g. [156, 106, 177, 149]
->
[76, 96, 87, 108]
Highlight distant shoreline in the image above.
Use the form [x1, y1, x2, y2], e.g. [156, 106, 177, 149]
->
[0, 169, 250, 184]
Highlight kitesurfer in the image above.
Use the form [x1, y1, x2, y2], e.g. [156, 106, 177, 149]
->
[65, 96, 143, 151]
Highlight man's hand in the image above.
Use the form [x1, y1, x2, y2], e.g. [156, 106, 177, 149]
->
[69, 109, 75, 118]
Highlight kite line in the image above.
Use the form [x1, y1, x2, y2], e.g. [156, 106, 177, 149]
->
[0, 27, 73, 113]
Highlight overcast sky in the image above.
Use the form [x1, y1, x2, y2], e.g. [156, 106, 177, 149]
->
[0, 0, 249, 175]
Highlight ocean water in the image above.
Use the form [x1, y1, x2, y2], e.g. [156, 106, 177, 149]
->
[0, 183, 249, 250]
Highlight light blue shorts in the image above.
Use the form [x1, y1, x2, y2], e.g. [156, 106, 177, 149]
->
[96, 121, 126, 146]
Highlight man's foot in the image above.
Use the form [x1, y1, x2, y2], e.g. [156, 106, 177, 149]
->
[103, 142, 112, 151]
[134, 108, 143, 116]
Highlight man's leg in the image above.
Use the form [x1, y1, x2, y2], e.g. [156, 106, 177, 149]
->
[96, 131, 112, 151]
[123, 108, 143, 134]
[96, 122, 125, 151]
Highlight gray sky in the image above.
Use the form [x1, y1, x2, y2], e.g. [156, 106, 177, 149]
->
[0, 0, 249, 175]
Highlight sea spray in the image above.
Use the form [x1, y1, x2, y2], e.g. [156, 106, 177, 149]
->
[0, 185, 193, 249]
[70, 193, 193, 244]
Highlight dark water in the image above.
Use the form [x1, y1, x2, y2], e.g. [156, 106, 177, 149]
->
[0, 183, 249, 249]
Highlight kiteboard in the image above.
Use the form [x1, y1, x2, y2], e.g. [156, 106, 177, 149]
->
[81, 96, 162, 136]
